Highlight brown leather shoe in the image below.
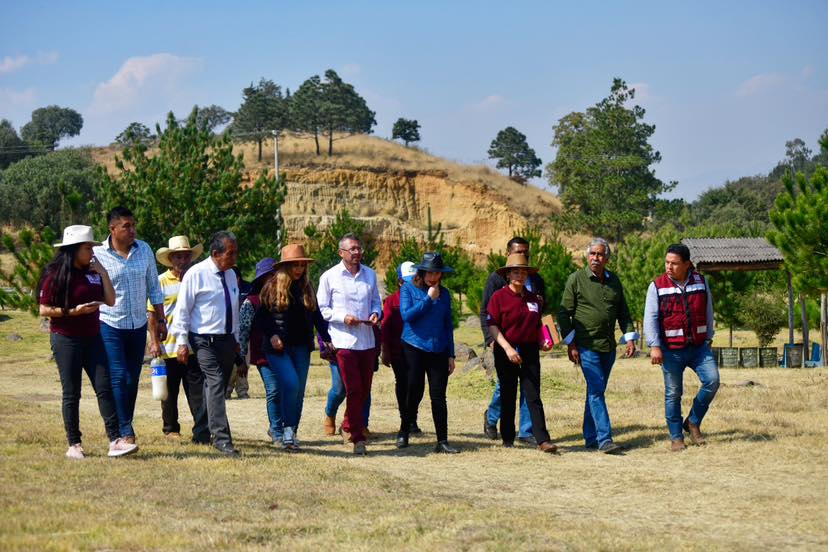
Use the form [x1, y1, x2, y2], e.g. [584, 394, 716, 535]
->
[164, 432, 181, 440]
[683, 419, 707, 445]
[538, 441, 559, 454]
[323, 415, 336, 436]
[671, 438, 686, 452]
[122, 436, 136, 445]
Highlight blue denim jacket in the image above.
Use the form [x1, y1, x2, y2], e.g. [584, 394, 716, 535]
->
[400, 283, 455, 357]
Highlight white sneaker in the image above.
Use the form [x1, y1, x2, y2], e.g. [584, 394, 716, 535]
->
[108, 437, 138, 457]
[65, 443, 84, 460]
[283, 427, 295, 446]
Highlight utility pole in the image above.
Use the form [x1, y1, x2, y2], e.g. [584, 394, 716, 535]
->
[272, 130, 281, 176]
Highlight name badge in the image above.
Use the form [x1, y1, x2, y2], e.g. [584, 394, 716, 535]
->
[527, 302, 539, 313]
[86, 274, 102, 285]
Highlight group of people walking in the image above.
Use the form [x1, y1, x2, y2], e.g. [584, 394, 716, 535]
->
[39, 208, 721, 459]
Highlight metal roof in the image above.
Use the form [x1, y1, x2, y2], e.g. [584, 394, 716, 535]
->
[681, 238, 783, 269]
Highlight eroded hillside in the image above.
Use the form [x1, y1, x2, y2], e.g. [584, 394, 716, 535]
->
[92, 133, 564, 265]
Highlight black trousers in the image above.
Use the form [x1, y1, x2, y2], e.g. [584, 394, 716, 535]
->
[402, 342, 449, 442]
[493, 343, 551, 445]
[189, 333, 236, 448]
[50, 332, 120, 445]
[162, 355, 209, 442]
[390, 355, 422, 432]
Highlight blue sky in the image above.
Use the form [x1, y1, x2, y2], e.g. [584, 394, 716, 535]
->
[2, 1, 826, 199]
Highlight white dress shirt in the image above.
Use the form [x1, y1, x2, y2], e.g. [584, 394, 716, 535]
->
[316, 261, 382, 351]
[171, 256, 240, 345]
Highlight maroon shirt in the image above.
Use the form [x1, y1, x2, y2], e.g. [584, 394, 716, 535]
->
[39, 268, 105, 337]
[380, 289, 403, 362]
[486, 286, 542, 346]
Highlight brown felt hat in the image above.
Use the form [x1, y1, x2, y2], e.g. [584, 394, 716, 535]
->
[274, 244, 315, 268]
[496, 253, 539, 277]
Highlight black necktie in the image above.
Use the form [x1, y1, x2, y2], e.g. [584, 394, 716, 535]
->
[218, 271, 232, 334]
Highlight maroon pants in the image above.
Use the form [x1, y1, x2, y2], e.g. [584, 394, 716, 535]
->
[336, 348, 375, 443]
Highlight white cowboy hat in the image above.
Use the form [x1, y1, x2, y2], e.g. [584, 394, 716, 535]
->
[155, 235, 204, 267]
[53, 225, 101, 248]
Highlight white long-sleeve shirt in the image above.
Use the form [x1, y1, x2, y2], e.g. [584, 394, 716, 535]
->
[316, 261, 382, 351]
[171, 256, 240, 344]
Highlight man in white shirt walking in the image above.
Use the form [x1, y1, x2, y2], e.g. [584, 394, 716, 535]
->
[171, 231, 242, 456]
[316, 233, 382, 455]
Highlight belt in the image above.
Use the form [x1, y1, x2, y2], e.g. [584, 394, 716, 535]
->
[189, 332, 235, 344]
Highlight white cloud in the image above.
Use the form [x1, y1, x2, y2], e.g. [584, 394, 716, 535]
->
[89, 53, 201, 115]
[0, 55, 30, 74]
[736, 73, 785, 96]
[0, 51, 59, 74]
[342, 63, 361, 75]
[468, 94, 506, 112]
[0, 87, 37, 107]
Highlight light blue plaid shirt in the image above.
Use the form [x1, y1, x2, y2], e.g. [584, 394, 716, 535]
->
[94, 237, 164, 330]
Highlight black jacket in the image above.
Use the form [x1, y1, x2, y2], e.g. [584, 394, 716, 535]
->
[253, 282, 331, 355]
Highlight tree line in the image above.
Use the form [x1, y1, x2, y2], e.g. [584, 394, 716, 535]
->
[0, 76, 824, 353]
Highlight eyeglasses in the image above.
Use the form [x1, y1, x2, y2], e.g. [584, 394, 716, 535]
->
[340, 246, 363, 254]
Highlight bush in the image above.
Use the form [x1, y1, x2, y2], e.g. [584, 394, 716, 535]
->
[740, 293, 787, 347]
[0, 149, 100, 231]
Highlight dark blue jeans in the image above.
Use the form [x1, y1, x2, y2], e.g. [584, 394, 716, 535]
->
[325, 361, 371, 426]
[256, 363, 283, 441]
[579, 348, 617, 448]
[100, 323, 148, 438]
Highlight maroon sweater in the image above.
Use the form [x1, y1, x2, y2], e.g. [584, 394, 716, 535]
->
[40, 268, 105, 337]
[486, 286, 542, 346]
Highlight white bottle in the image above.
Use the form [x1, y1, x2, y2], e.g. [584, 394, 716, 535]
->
[150, 358, 168, 401]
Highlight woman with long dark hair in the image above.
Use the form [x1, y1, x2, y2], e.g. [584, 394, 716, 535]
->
[252, 244, 331, 451]
[239, 257, 283, 444]
[399, 252, 458, 454]
[37, 225, 137, 459]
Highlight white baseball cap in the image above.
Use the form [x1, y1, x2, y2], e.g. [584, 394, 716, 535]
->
[397, 261, 417, 284]
[53, 225, 101, 248]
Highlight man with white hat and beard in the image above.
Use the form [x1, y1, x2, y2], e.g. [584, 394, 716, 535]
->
[148, 235, 210, 444]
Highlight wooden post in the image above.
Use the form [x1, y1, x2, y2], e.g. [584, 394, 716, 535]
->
[801, 293, 810, 360]
[787, 271, 795, 345]
[821, 292, 827, 367]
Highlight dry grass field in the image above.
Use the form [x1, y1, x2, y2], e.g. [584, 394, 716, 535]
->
[0, 311, 826, 551]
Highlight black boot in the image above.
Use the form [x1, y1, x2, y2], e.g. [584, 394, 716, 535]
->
[396, 432, 409, 449]
[434, 440, 459, 454]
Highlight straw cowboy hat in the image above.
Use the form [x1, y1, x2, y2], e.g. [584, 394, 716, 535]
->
[274, 244, 315, 268]
[155, 236, 204, 267]
[53, 225, 101, 248]
[496, 253, 539, 277]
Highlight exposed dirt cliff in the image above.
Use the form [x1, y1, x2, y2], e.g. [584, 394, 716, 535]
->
[275, 166, 560, 266]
